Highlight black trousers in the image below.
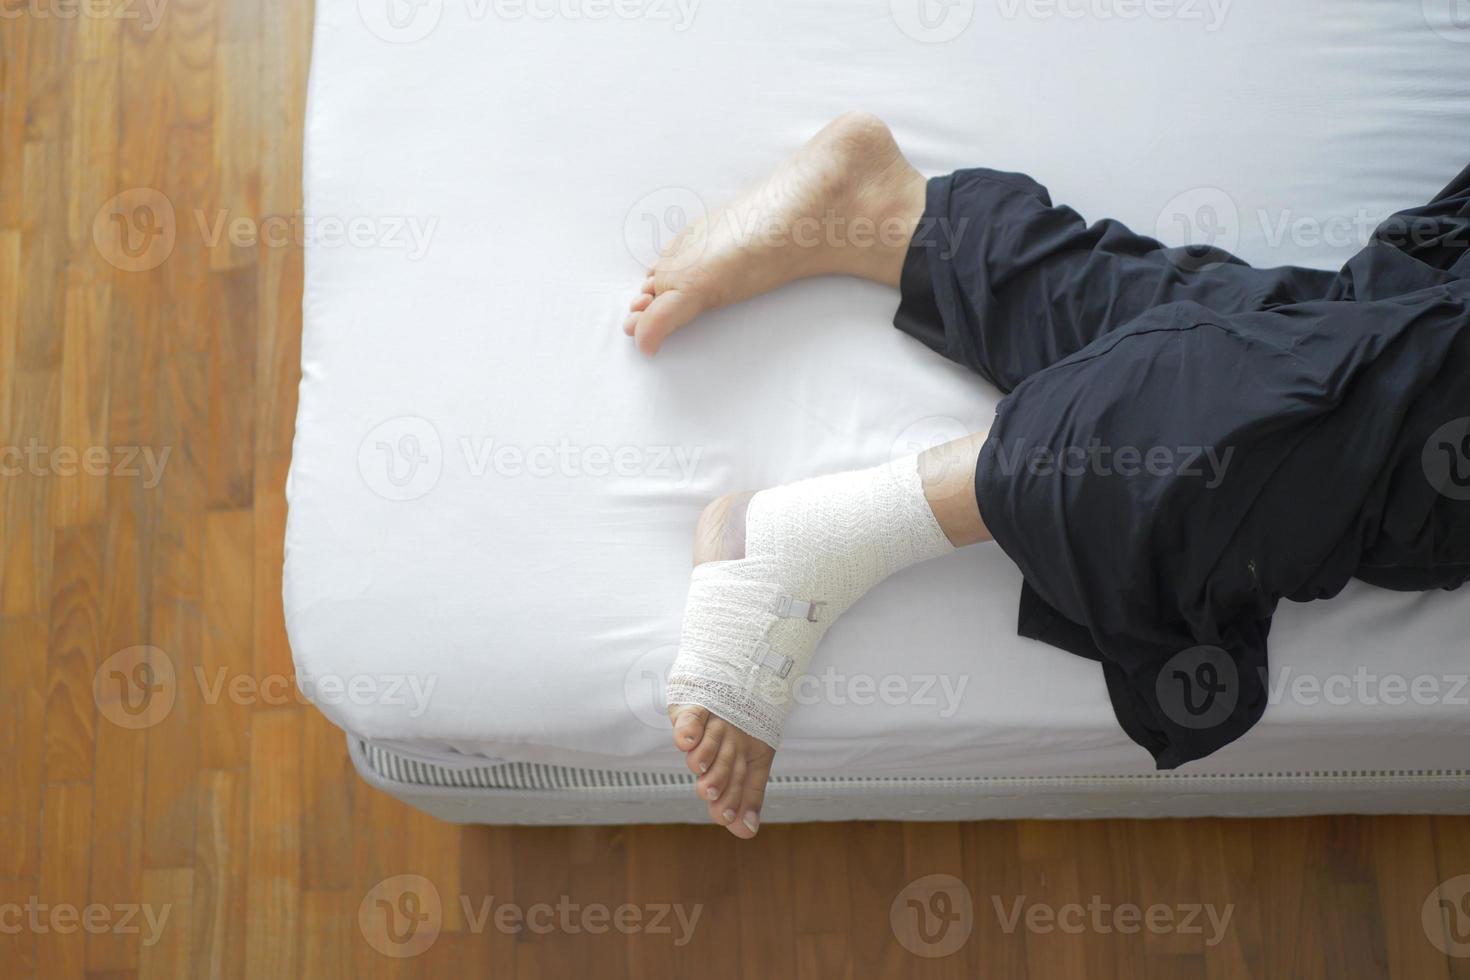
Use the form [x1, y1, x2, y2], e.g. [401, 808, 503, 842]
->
[895, 165, 1470, 768]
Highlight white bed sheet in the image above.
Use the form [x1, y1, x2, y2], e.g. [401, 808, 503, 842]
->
[286, 0, 1470, 778]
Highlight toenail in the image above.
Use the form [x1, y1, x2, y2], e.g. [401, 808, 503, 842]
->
[743, 811, 760, 834]
[706, 787, 719, 800]
[698, 761, 708, 773]
[722, 809, 735, 822]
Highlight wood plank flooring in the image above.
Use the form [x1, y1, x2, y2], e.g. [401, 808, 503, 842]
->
[1, 1, 1468, 976]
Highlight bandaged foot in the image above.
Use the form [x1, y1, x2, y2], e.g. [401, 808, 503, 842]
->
[666, 455, 954, 836]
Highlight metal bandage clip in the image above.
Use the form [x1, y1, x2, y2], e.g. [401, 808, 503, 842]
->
[749, 641, 795, 679]
[772, 594, 823, 623]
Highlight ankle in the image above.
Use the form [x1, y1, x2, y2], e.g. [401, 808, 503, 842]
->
[745, 455, 954, 605]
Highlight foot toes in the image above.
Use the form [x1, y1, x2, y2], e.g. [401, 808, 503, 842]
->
[687, 741, 719, 777]
[685, 723, 723, 777]
[738, 752, 773, 837]
[710, 755, 748, 832]
[630, 292, 654, 313]
[634, 288, 701, 356]
[668, 704, 710, 754]
[641, 276, 656, 295]
[697, 729, 738, 804]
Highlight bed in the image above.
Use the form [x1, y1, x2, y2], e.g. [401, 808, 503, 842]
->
[286, 0, 1470, 822]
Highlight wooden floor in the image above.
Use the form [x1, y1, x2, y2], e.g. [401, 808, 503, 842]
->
[2, 1, 1469, 977]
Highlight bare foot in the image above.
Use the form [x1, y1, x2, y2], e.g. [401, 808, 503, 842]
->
[666, 490, 773, 839]
[625, 111, 926, 355]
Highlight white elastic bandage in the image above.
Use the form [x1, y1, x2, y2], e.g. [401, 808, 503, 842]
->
[666, 455, 955, 748]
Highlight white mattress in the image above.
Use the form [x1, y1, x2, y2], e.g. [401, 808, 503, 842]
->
[286, 0, 1470, 780]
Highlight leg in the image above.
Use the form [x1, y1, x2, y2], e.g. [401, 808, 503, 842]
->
[625, 111, 1341, 377]
[917, 429, 992, 547]
[665, 431, 990, 838]
[971, 270, 1470, 767]
[895, 169, 1341, 392]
